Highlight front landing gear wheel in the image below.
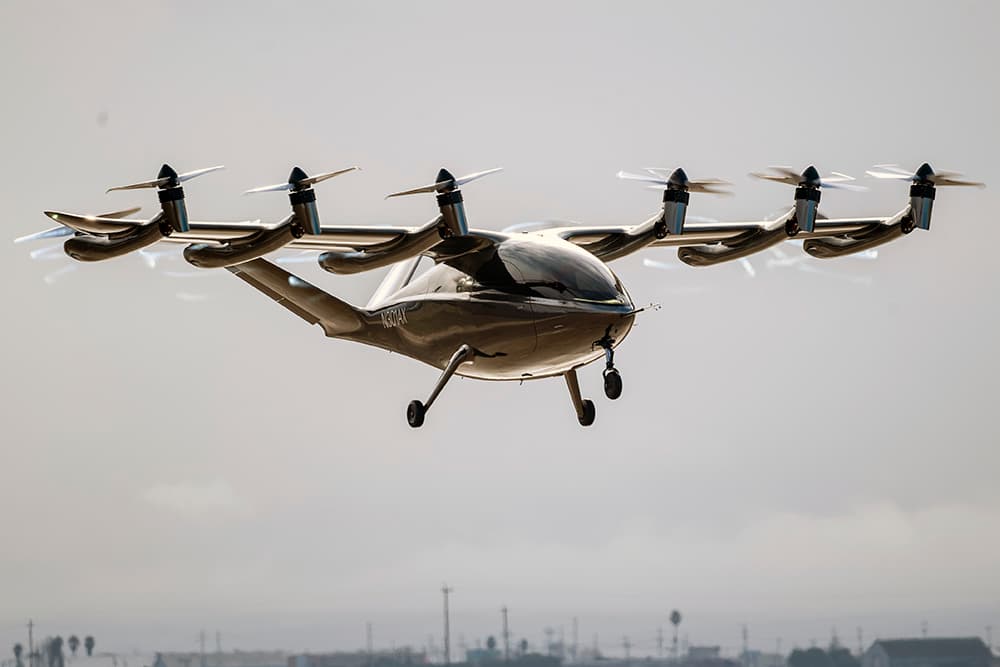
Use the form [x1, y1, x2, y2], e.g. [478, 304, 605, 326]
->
[603, 369, 622, 400]
[406, 400, 426, 428]
[578, 399, 596, 427]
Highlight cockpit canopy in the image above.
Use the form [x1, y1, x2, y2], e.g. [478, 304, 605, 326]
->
[412, 236, 631, 305]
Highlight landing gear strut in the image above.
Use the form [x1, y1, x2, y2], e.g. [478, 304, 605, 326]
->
[599, 338, 622, 400]
[406, 344, 474, 428]
[564, 368, 596, 427]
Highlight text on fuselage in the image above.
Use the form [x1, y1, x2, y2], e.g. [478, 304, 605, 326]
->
[380, 306, 409, 329]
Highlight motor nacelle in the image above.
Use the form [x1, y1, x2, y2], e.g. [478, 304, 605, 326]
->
[317, 216, 447, 275]
[909, 182, 935, 231]
[793, 185, 821, 234]
[183, 217, 303, 268]
[661, 187, 690, 236]
[64, 217, 169, 262]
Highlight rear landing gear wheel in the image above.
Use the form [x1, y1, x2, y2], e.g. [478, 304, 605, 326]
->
[406, 400, 426, 428]
[578, 399, 596, 427]
[603, 369, 623, 400]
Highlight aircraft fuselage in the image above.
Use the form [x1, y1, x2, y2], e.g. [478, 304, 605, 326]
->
[339, 235, 636, 380]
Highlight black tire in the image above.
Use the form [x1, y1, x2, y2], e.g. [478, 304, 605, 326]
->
[578, 399, 596, 427]
[406, 400, 426, 428]
[603, 369, 623, 400]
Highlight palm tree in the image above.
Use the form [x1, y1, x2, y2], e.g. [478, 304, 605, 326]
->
[518, 639, 528, 656]
[67, 639, 79, 660]
[486, 637, 497, 652]
[83, 639, 94, 659]
[14, 643, 24, 667]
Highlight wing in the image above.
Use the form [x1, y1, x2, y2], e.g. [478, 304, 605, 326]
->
[542, 206, 912, 266]
[40, 209, 503, 274]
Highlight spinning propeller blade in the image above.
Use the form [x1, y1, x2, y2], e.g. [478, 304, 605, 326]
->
[386, 167, 503, 198]
[617, 167, 732, 195]
[243, 165, 359, 194]
[866, 162, 985, 188]
[749, 165, 867, 191]
[106, 164, 224, 193]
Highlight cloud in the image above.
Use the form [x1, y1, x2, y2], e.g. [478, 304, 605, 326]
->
[142, 479, 249, 515]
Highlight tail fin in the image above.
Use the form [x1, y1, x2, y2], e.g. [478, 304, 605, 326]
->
[227, 259, 365, 337]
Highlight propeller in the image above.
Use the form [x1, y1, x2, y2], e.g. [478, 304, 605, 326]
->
[749, 165, 867, 191]
[106, 164, 224, 193]
[243, 165, 359, 194]
[386, 167, 503, 198]
[617, 167, 732, 195]
[243, 165, 359, 236]
[105, 164, 223, 234]
[385, 167, 503, 237]
[865, 163, 985, 188]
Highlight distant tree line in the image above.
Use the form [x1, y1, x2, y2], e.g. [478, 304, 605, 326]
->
[11, 635, 96, 667]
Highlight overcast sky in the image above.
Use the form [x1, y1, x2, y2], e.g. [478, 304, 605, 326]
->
[1, 0, 998, 659]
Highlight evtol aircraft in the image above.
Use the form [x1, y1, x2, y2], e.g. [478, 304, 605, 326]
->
[19, 161, 984, 427]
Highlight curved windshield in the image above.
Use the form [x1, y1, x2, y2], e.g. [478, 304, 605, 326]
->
[411, 237, 629, 305]
[499, 237, 626, 303]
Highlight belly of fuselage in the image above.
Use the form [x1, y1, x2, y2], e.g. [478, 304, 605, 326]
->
[357, 294, 635, 381]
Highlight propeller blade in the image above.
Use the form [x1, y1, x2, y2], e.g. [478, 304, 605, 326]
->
[386, 167, 502, 198]
[177, 165, 225, 183]
[301, 166, 360, 186]
[820, 181, 868, 192]
[244, 182, 294, 194]
[866, 164, 985, 188]
[15, 226, 75, 244]
[107, 165, 223, 193]
[455, 167, 503, 187]
[385, 181, 447, 198]
[865, 169, 913, 180]
[752, 166, 863, 190]
[618, 170, 669, 186]
[932, 175, 985, 188]
[106, 177, 171, 193]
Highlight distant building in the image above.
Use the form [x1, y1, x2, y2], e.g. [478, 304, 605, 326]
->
[683, 647, 739, 667]
[862, 638, 992, 667]
[288, 650, 426, 667]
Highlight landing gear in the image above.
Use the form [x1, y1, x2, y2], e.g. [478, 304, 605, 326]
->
[598, 337, 623, 400]
[406, 400, 425, 428]
[603, 369, 622, 400]
[565, 368, 596, 426]
[405, 344, 473, 428]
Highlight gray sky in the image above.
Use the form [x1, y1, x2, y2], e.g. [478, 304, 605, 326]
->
[1, 0, 998, 657]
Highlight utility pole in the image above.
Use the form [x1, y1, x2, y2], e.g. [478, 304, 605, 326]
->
[742, 625, 749, 667]
[857, 628, 864, 657]
[544, 629, 555, 657]
[657, 627, 664, 660]
[199, 630, 207, 667]
[442, 585, 454, 666]
[622, 637, 631, 667]
[572, 618, 579, 663]
[27, 619, 34, 667]
[501, 607, 511, 664]
[367, 622, 374, 667]
[921, 622, 928, 639]
[670, 611, 682, 662]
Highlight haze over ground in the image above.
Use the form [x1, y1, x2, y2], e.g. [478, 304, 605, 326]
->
[1, 0, 998, 656]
